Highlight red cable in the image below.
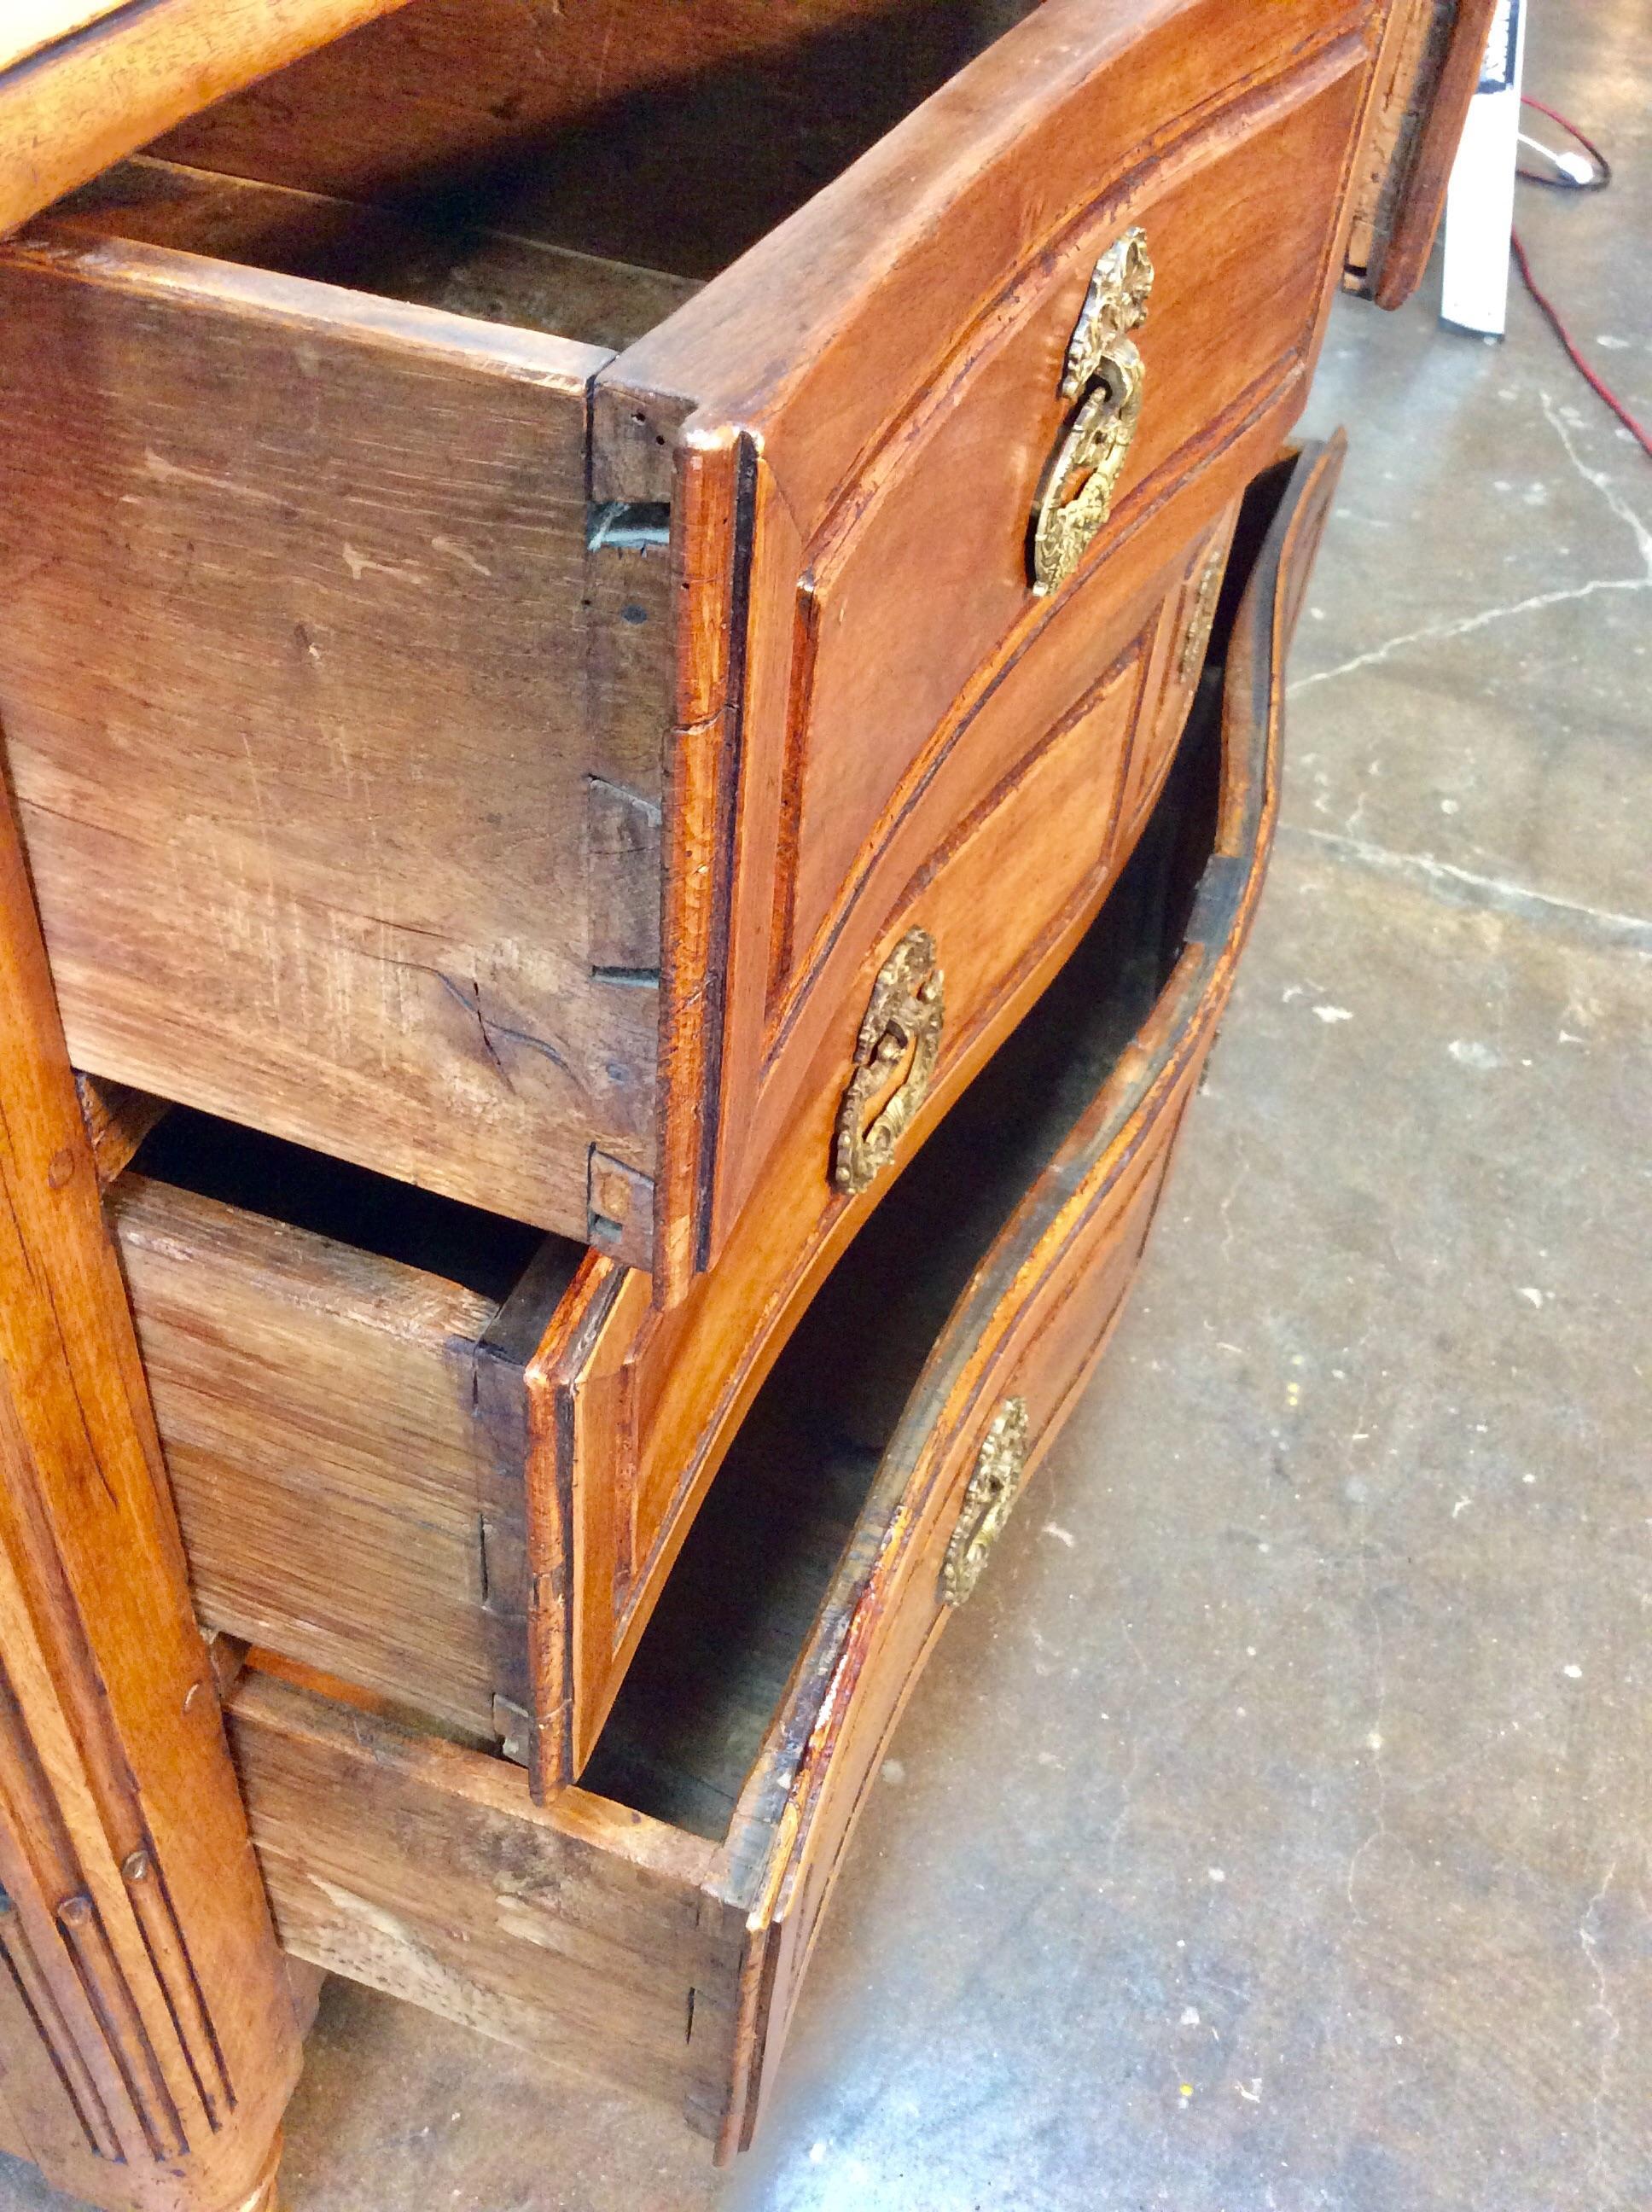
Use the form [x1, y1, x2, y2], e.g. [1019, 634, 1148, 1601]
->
[1509, 96, 1650, 461]
[1509, 229, 1652, 460]
[1520, 95, 1612, 180]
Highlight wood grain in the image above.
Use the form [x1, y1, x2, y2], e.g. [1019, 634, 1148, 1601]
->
[591, 0, 1387, 1276]
[57, 155, 701, 351]
[225, 1668, 733, 2115]
[1342, 0, 1500, 306]
[535, 515, 1222, 1782]
[1369, 0, 1501, 308]
[73, 1073, 167, 1187]
[0, 221, 658, 1243]
[222, 437, 1339, 2162]
[110, 1174, 509, 1741]
[718, 436, 1345, 2153]
[3, 1, 1440, 1304]
[0, 736, 302, 2207]
[0, 0, 418, 236]
[152, 1, 1041, 279]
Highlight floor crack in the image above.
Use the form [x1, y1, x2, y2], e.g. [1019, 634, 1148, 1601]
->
[1279, 824, 1652, 952]
[1288, 390, 1650, 698]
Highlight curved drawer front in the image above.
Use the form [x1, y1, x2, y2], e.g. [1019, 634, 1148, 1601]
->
[0, 1, 1387, 1301]
[714, 436, 1343, 2154]
[536, 504, 1237, 1784]
[221, 440, 1341, 2165]
[597, 0, 1386, 1277]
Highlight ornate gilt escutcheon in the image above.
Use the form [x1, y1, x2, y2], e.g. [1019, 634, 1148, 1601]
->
[1178, 541, 1228, 684]
[942, 1398, 1031, 1606]
[831, 928, 945, 1196]
[1031, 227, 1155, 597]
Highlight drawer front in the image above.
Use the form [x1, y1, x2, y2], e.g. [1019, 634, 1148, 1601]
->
[717, 435, 1343, 2154]
[596, 0, 1386, 1285]
[535, 514, 1232, 1784]
[221, 443, 1339, 2161]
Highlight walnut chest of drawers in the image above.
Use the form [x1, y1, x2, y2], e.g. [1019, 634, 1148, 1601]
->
[0, 3, 1491, 2205]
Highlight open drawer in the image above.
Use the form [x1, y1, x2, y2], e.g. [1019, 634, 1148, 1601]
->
[3, 0, 1391, 1297]
[105, 491, 1239, 1788]
[218, 436, 1343, 2158]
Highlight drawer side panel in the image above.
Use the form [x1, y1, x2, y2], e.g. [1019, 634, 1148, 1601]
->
[0, 233, 655, 1240]
[112, 1173, 505, 1738]
[226, 1670, 734, 2114]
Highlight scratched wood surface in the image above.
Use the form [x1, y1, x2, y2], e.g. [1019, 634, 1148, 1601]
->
[533, 507, 1239, 1784]
[153, 0, 1041, 279]
[713, 436, 1341, 2156]
[98, 1101, 584, 1757]
[0, 734, 304, 2209]
[221, 437, 1341, 2163]
[0, 0, 418, 236]
[1343, 0, 1501, 305]
[8, 0, 1465, 1791]
[0, 214, 662, 1243]
[3, 0, 1457, 1297]
[590, 0, 1390, 1287]
[58, 154, 701, 351]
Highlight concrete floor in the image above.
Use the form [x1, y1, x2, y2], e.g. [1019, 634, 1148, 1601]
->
[4, 5, 1647, 2208]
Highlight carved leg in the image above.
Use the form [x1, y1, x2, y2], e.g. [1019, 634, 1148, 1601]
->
[0, 783, 302, 2208]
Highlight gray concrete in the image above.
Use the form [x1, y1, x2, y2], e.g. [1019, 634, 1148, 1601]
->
[3, 4, 1645, 2207]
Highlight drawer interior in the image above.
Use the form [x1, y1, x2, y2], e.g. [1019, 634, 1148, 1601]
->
[130, 1107, 551, 1305]
[60, 3, 1040, 349]
[581, 661, 1224, 1839]
[134, 1, 1044, 293]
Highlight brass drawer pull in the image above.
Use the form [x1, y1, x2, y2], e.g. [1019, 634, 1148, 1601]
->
[942, 1398, 1030, 1605]
[1031, 228, 1154, 597]
[832, 928, 945, 1196]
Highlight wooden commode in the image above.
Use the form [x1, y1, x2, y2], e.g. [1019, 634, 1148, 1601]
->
[0, 5, 1494, 2208]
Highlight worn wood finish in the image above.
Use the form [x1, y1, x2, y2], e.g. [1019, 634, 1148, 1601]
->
[535, 505, 1242, 1783]
[61, 494, 1230, 1790]
[2, 1, 1452, 1306]
[152, 0, 1041, 280]
[222, 437, 1338, 2161]
[225, 1668, 734, 2116]
[0, 756, 303, 2206]
[101, 1115, 573, 1749]
[717, 435, 1344, 2153]
[590, 0, 1389, 1287]
[73, 1075, 167, 1188]
[57, 156, 701, 352]
[0, 0, 416, 237]
[1342, 0, 1500, 306]
[0, 218, 662, 1243]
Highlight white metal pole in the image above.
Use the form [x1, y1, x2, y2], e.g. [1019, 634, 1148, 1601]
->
[1440, 0, 1529, 336]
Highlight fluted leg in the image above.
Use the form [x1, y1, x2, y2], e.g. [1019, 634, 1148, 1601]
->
[0, 776, 302, 2209]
